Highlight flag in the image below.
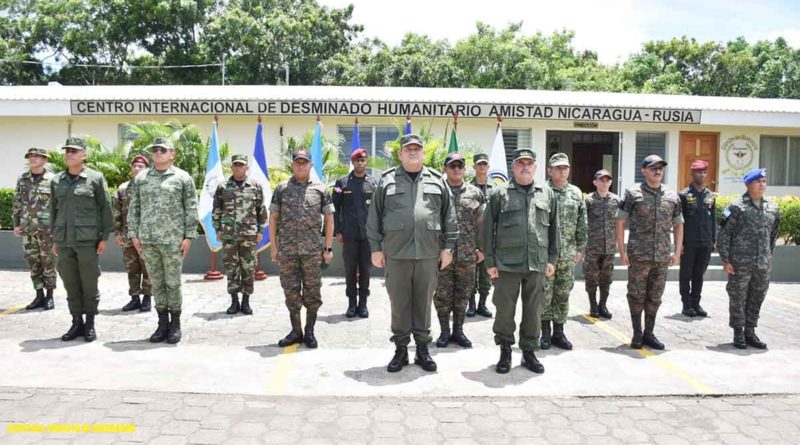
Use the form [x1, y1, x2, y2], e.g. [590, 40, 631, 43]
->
[448, 127, 458, 153]
[198, 120, 225, 252]
[352, 119, 361, 153]
[405, 117, 412, 135]
[310, 119, 324, 183]
[251, 120, 273, 253]
[488, 124, 508, 183]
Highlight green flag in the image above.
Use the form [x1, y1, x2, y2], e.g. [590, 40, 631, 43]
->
[448, 128, 458, 153]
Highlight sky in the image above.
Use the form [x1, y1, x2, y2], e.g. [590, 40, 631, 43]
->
[318, 0, 800, 65]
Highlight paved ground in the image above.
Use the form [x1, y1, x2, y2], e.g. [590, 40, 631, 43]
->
[1, 270, 799, 443]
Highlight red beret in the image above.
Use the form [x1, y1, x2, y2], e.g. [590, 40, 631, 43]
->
[351, 148, 368, 161]
[131, 155, 149, 166]
[690, 160, 708, 170]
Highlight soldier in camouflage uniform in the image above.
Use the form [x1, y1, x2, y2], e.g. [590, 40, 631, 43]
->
[128, 137, 198, 344]
[434, 152, 485, 349]
[113, 155, 152, 312]
[13, 147, 57, 311]
[615, 155, 683, 350]
[269, 148, 334, 349]
[719, 168, 780, 349]
[584, 169, 620, 319]
[469, 152, 495, 318]
[213, 154, 267, 316]
[541, 153, 587, 351]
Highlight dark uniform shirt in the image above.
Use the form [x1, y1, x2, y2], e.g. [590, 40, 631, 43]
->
[470, 177, 495, 198]
[585, 191, 620, 255]
[616, 182, 683, 263]
[679, 184, 716, 247]
[332, 172, 377, 241]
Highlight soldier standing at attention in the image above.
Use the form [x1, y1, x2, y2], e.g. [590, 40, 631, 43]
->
[114, 155, 152, 312]
[678, 160, 716, 317]
[332, 148, 377, 318]
[13, 147, 57, 311]
[434, 152, 485, 349]
[270, 148, 334, 349]
[128, 137, 198, 344]
[719, 168, 780, 349]
[213, 154, 267, 316]
[615, 155, 683, 350]
[483, 148, 558, 374]
[469, 152, 495, 318]
[583, 169, 620, 319]
[541, 153, 587, 351]
[50, 138, 114, 342]
[367, 134, 458, 373]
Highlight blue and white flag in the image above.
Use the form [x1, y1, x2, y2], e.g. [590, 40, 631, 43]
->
[488, 124, 509, 184]
[198, 120, 225, 252]
[405, 117, 412, 135]
[251, 120, 273, 253]
[310, 119, 324, 183]
[352, 119, 361, 154]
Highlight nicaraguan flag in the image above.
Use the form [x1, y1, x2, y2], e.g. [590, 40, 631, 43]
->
[251, 120, 273, 253]
[198, 120, 225, 251]
[488, 124, 509, 183]
[405, 117, 412, 135]
[310, 119, 324, 183]
[352, 119, 361, 153]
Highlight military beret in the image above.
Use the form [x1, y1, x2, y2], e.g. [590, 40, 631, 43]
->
[24, 147, 49, 159]
[131, 155, 149, 166]
[549, 152, 570, 167]
[512, 147, 536, 162]
[690, 160, 709, 170]
[473, 153, 489, 164]
[61, 137, 87, 151]
[743, 168, 766, 184]
[351, 148, 368, 161]
[401, 134, 424, 148]
[231, 154, 248, 165]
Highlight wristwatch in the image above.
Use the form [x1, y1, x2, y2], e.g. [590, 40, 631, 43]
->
[324, 247, 333, 252]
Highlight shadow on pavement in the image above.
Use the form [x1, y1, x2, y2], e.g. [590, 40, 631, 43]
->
[103, 340, 175, 352]
[98, 308, 147, 317]
[245, 344, 313, 359]
[461, 364, 539, 388]
[664, 313, 706, 323]
[343, 364, 434, 386]
[705, 343, 769, 355]
[600, 343, 666, 359]
[19, 338, 88, 352]
[464, 315, 493, 324]
[317, 314, 357, 325]
[568, 314, 597, 325]
[193, 312, 239, 322]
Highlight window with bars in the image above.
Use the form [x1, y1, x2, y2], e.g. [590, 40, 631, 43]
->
[502, 128, 532, 172]
[337, 125, 399, 163]
[635, 132, 667, 184]
[759, 136, 800, 186]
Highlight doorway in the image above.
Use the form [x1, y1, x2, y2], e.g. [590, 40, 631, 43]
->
[678, 132, 719, 191]
[546, 130, 620, 194]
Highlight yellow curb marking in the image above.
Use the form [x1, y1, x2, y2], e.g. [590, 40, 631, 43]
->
[770, 296, 800, 309]
[0, 306, 25, 317]
[265, 311, 306, 395]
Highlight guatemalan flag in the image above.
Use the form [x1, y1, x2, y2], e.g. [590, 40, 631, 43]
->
[198, 120, 225, 252]
[251, 119, 273, 252]
[310, 118, 324, 183]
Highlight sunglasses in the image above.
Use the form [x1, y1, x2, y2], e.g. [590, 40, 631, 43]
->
[447, 163, 465, 170]
[150, 147, 170, 154]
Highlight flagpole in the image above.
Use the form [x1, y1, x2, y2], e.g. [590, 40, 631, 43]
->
[205, 114, 225, 281]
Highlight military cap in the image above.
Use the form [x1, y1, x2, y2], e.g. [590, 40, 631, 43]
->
[743, 168, 766, 184]
[292, 148, 311, 161]
[61, 137, 87, 151]
[642, 154, 667, 168]
[351, 148, 368, 161]
[549, 152, 570, 167]
[24, 147, 49, 159]
[594, 169, 612, 180]
[512, 147, 536, 162]
[149, 137, 174, 150]
[401, 134, 424, 148]
[690, 159, 709, 170]
[444, 152, 466, 167]
[131, 155, 149, 166]
[473, 153, 489, 164]
[231, 154, 248, 165]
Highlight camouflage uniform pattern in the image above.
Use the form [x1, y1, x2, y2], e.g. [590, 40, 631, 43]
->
[128, 166, 198, 312]
[719, 193, 781, 328]
[470, 177, 495, 299]
[543, 181, 587, 323]
[212, 176, 267, 295]
[434, 181, 485, 318]
[617, 183, 683, 316]
[113, 180, 151, 296]
[583, 191, 620, 296]
[13, 170, 57, 290]
[270, 177, 334, 312]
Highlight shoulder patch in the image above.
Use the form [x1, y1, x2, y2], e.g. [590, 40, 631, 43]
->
[381, 167, 397, 177]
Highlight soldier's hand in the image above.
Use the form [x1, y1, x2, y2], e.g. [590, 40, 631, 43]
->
[574, 252, 583, 264]
[180, 239, 192, 258]
[439, 250, 453, 270]
[115, 235, 124, 247]
[322, 251, 333, 264]
[337, 234, 344, 244]
[476, 250, 485, 264]
[256, 233, 263, 244]
[620, 252, 630, 266]
[371, 251, 385, 268]
[546, 263, 555, 278]
[96, 240, 107, 255]
[271, 248, 280, 264]
[488, 267, 499, 282]
[669, 253, 679, 266]
[13, 227, 21, 237]
[51, 245, 58, 257]
[132, 238, 142, 256]
[723, 262, 735, 275]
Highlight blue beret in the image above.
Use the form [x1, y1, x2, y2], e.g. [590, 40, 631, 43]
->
[743, 168, 766, 184]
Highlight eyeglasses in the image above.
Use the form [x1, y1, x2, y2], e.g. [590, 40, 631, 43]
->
[447, 163, 465, 170]
[150, 147, 170, 154]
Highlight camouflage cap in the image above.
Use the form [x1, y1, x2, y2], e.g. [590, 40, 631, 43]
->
[512, 147, 536, 162]
[292, 148, 311, 161]
[61, 137, 86, 151]
[473, 153, 489, 164]
[401, 133, 424, 148]
[594, 169, 612, 180]
[231, 154, 248, 165]
[549, 152, 570, 167]
[149, 137, 174, 150]
[642, 154, 667, 168]
[24, 147, 49, 159]
[444, 152, 466, 167]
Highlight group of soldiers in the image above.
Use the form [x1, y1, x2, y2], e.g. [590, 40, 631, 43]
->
[14, 133, 781, 371]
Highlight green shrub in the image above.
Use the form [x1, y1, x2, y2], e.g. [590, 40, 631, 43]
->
[715, 193, 800, 245]
[0, 188, 14, 230]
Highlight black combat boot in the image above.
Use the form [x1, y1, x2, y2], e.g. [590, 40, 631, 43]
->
[745, 327, 767, 349]
[630, 313, 643, 349]
[84, 313, 96, 342]
[61, 314, 84, 341]
[496, 342, 512, 374]
[122, 295, 141, 312]
[450, 312, 472, 348]
[387, 344, 409, 373]
[540, 320, 552, 350]
[226, 293, 240, 315]
[304, 311, 318, 348]
[278, 311, 304, 347]
[240, 294, 253, 315]
[139, 295, 152, 312]
[476, 294, 493, 318]
[642, 315, 665, 350]
[357, 294, 369, 318]
[166, 311, 182, 344]
[345, 296, 358, 318]
[414, 343, 437, 372]
[733, 328, 746, 349]
[588, 290, 599, 318]
[598, 289, 612, 319]
[551, 322, 573, 350]
[692, 296, 707, 317]
[521, 349, 545, 374]
[43, 289, 55, 311]
[149, 310, 169, 343]
[466, 295, 477, 317]
[681, 296, 697, 317]
[26, 289, 45, 310]
[436, 313, 451, 348]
